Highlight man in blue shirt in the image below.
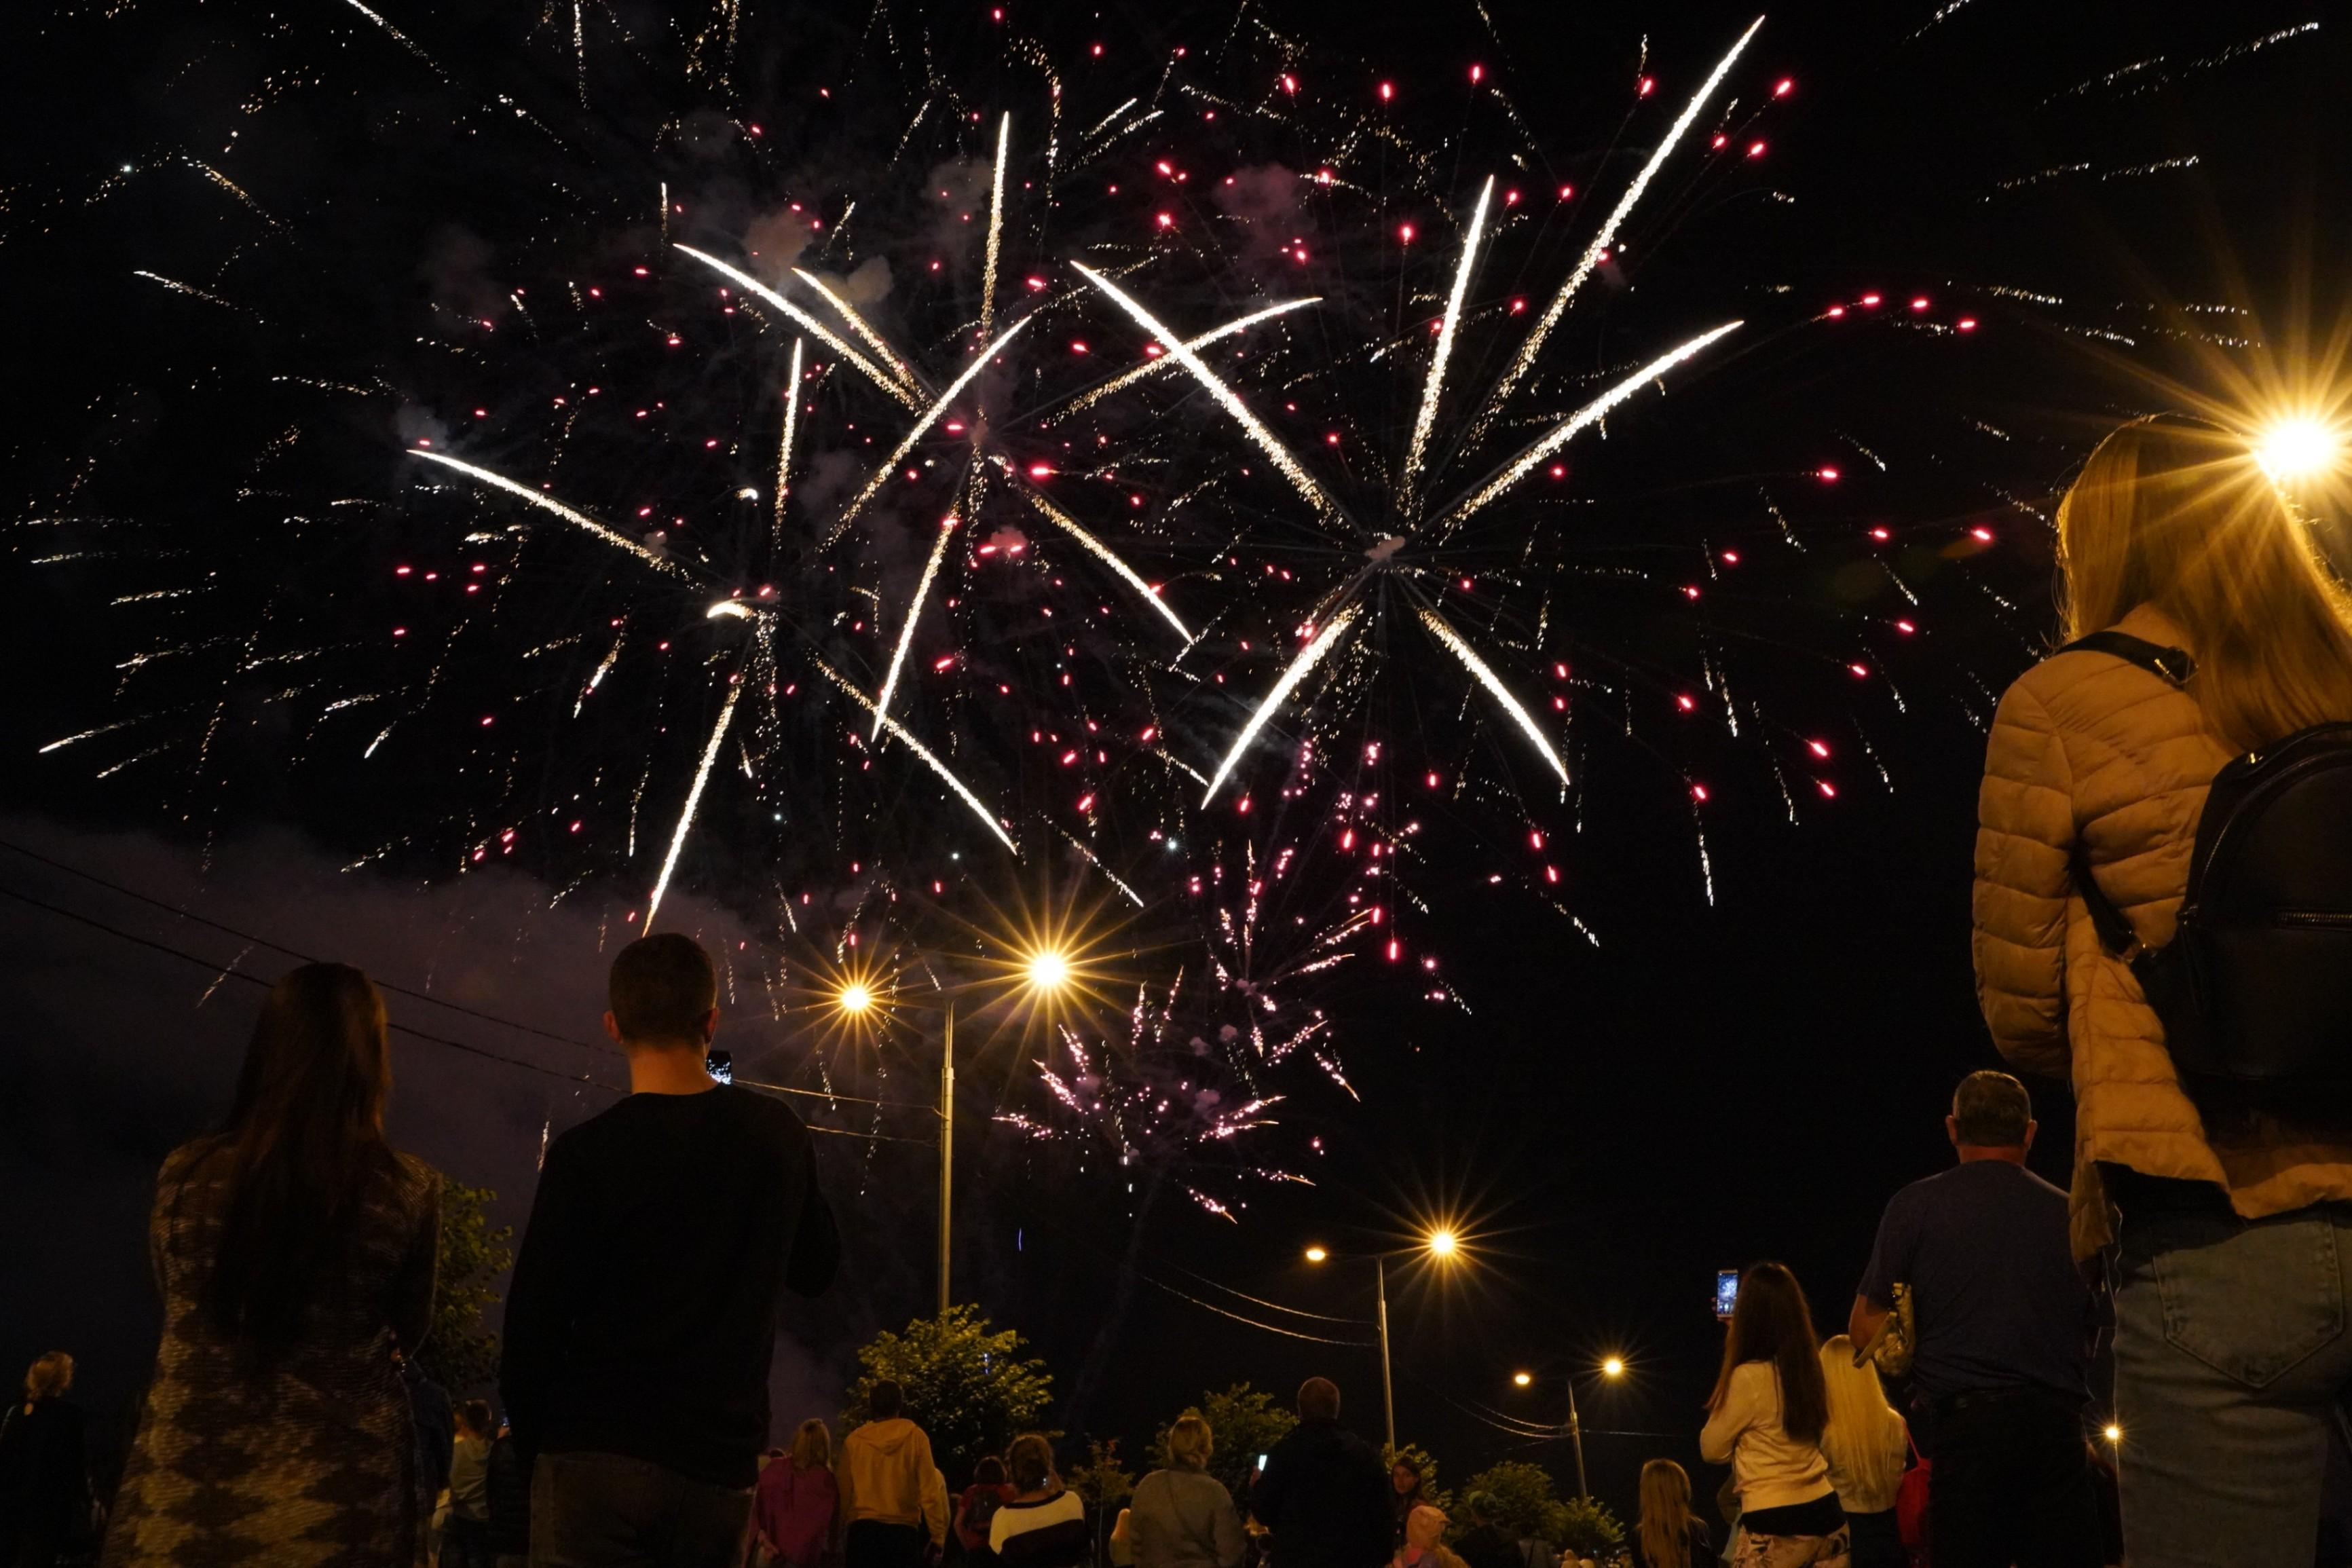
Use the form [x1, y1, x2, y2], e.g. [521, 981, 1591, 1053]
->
[1850, 1071, 2098, 1568]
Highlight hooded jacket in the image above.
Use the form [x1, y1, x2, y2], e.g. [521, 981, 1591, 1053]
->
[1973, 602, 2352, 1257]
[837, 1418, 949, 1543]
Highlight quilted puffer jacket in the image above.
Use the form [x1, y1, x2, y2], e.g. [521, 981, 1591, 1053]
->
[1973, 603, 2352, 1258]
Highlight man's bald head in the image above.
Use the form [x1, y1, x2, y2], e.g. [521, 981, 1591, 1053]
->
[1298, 1377, 1341, 1420]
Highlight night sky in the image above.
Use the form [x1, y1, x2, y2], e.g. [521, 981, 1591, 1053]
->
[6, 0, 2347, 1528]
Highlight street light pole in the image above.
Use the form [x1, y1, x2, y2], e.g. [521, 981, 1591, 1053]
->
[937, 999, 955, 1317]
[1565, 1378, 1588, 1500]
[1375, 1258, 1396, 1455]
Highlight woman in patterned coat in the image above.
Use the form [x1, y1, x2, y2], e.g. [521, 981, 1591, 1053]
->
[103, 963, 443, 1567]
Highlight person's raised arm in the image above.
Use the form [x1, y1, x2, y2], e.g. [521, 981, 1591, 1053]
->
[1248, 1446, 1288, 1533]
[1698, 1364, 1759, 1466]
[1972, 679, 2077, 1078]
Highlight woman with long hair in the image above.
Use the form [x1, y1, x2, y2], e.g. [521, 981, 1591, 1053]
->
[755, 1419, 839, 1568]
[1813, 1340, 1905, 1568]
[1630, 1459, 1711, 1568]
[1974, 413, 2352, 1563]
[1698, 1264, 1846, 1567]
[101, 963, 443, 1567]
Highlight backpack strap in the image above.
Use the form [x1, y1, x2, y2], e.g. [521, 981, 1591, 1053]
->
[2057, 631, 2197, 686]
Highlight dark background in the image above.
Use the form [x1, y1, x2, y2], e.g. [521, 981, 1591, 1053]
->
[5, 0, 2347, 1529]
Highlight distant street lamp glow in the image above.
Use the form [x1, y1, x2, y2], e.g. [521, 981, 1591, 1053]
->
[1426, 1229, 1459, 1258]
[1602, 1356, 1626, 1379]
[2103, 1423, 2122, 1443]
[2255, 416, 2341, 482]
[836, 982, 874, 1015]
[1512, 1370, 1533, 1387]
[1304, 1246, 1329, 1263]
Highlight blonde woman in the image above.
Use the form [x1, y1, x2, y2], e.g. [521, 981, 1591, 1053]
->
[1127, 1415, 1244, 1568]
[1, 1354, 92, 1567]
[755, 1419, 838, 1568]
[1973, 412, 2352, 1565]
[1815, 1340, 1905, 1568]
[1630, 1459, 1712, 1568]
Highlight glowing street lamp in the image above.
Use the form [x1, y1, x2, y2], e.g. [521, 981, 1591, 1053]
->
[1303, 1246, 1329, 1264]
[1024, 946, 1074, 994]
[1512, 1358, 1630, 1501]
[2254, 415, 2341, 483]
[1425, 1228, 1460, 1260]
[836, 981, 874, 1016]
[2103, 1423, 2122, 1444]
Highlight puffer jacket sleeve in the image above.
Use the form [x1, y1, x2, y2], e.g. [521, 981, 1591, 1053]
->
[1973, 675, 2076, 1077]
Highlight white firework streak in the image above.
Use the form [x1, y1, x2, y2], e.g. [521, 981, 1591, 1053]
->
[828, 315, 1032, 541]
[815, 658, 1020, 855]
[1058, 297, 1321, 419]
[980, 113, 1010, 341]
[641, 675, 745, 934]
[1073, 264, 1342, 526]
[671, 245, 919, 409]
[1475, 17, 1763, 432]
[1202, 605, 1362, 804]
[1437, 321, 1744, 534]
[790, 269, 919, 392]
[1415, 606, 1569, 784]
[407, 450, 690, 576]
[994, 460, 1190, 640]
[1398, 176, 1493, 521]
[772, 336, 804, 547]
[871, 516, 959, 737]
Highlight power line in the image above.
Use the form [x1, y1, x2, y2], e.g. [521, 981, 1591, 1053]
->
[0, 880, 922, 1146]
[0, 836, 937, 1114]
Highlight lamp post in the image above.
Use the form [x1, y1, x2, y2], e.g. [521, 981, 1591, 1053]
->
[832, 946, 1072, 1315]
[1305, 1229, 1460, 1455]
[1514, 1358, 1624, 1499]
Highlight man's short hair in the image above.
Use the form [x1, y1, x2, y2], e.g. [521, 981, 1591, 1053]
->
[1297, 1377, 1341, 1420]
[456, 1398, 493, 1437]
[867, 1379, 904, 1419]
[1953, 1069, 2032, 1146]
[609, 933, 717, 1043]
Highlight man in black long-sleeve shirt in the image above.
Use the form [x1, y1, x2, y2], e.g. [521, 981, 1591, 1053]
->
[502, 933, 840, 1568]
[1250, 1378, 1390, 1568]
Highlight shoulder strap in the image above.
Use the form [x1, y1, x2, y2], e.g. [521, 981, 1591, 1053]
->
[2057, 631, 2196, 686]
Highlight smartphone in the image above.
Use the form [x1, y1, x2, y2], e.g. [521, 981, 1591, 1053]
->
[1715, 1267, 1740, 1321]
[1256, 1454, 1269, 1473]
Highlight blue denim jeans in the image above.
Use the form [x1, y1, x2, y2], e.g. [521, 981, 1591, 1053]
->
[529, 1451, 754, 1568]
[2112, 1187, 2352, 1567]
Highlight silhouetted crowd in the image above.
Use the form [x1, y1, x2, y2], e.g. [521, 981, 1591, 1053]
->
[13, 414, 2352, 1568]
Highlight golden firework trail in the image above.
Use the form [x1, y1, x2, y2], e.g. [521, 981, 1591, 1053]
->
[816, 659, 1020, 855]
[827, 314, 1032, 542]
[1202, 604, 1362, 804]
[1415, 605, 1568, 784]
[672, 244, 920, 409]
[772, 336, 804, 548]
[791, 268, 920, 393]
[1074, 263, 1343, 527]
[642, 674, 745, 933]
[1473, 17, 1763, 435]
[1438, 320, 1745, 534]
[996, 461, 1191, 641]
[872, 516, 960, 737]
[1398, 175, 1493, 521]
[406, 449, 690, 576]
[980, 113, 1011, 341]
[1056, 297, 1321, 419]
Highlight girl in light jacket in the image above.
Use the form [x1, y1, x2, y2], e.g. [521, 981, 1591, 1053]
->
[1813, 1340, 1905, 1568]
[1125, 1415, 1244, 1568]
[1973, 414, 2352, 1564]
[1698, 1264, 1846, 1568]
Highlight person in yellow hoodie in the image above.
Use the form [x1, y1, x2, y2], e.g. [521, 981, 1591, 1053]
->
[838, 1381, 950, 1568]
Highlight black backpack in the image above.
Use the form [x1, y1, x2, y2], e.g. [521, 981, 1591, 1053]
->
[2062, 631, 2352, 1091]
